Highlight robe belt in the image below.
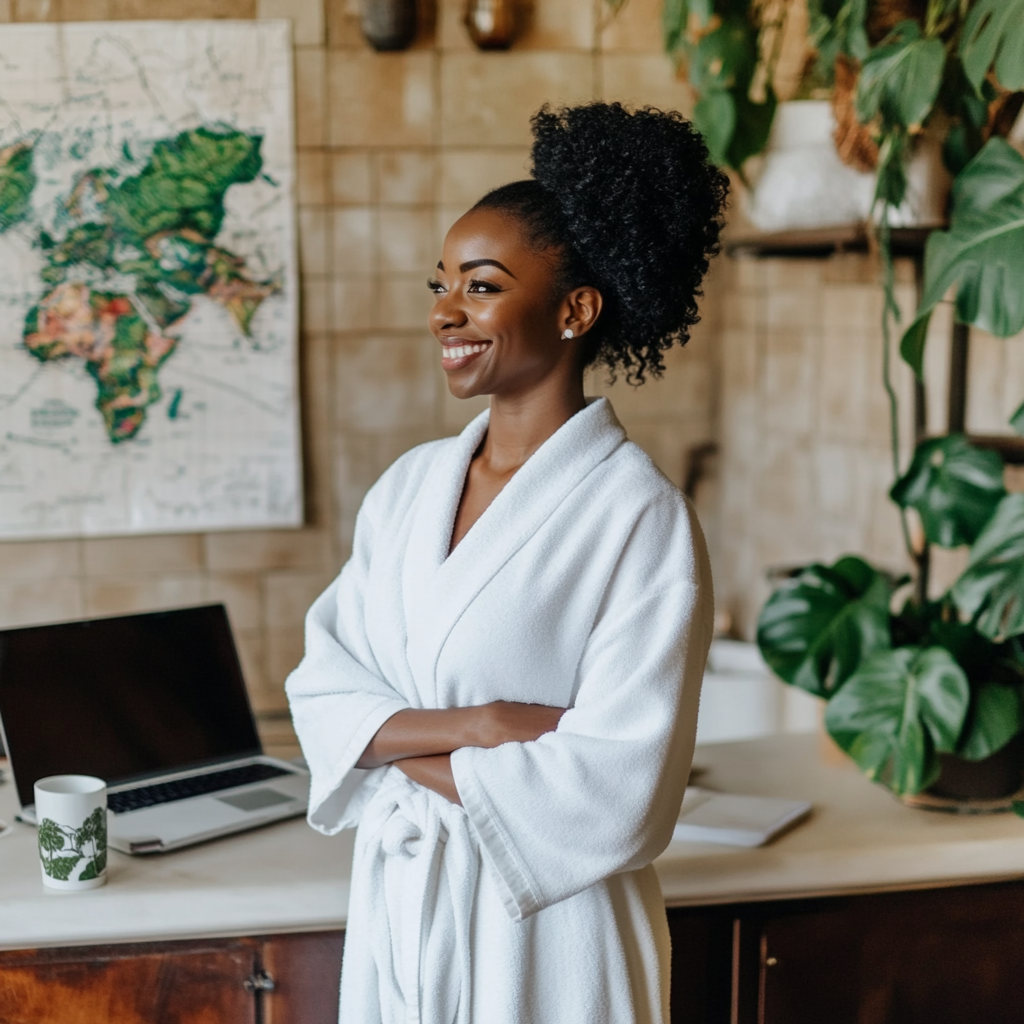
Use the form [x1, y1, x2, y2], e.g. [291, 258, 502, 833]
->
[358, 769, 479, 1024]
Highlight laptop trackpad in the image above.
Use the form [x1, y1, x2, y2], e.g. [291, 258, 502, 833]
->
[216, 788, 295, 813]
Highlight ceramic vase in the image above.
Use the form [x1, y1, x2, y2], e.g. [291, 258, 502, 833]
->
[360, 0, 417, 51]
[464, 0, 517, 50]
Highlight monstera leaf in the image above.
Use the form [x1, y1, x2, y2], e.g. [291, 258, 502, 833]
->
[757, 556, 893, 697]
[957, 681, 1023, 761]
[901, 138, 1024, 376]
[960, 0, 1024, 94]
[824, 646, 970, 795]
[952, 493, 1024, 640]
[890, 435, 1006, 548]
[855, 20, 945, 131]
[1011, 400, 1024, 437]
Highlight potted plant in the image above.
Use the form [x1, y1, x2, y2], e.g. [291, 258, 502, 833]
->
[661, 0, 1024, 803]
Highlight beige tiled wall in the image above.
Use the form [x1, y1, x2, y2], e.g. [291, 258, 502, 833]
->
[0, 0, 715, 753]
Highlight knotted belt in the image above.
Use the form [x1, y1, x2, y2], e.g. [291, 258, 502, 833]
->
[347, 768, 480, 1024]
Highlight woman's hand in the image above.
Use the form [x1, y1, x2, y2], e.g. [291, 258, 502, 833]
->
[469, 701, 567, 749]
[356, 702, 567, 769]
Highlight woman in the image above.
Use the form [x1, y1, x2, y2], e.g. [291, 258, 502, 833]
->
[286, 102, 728, 1024]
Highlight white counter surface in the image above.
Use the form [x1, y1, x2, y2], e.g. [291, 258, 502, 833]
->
[3, 734, 1024, 951]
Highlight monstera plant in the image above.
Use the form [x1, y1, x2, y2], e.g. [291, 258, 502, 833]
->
[654, 0, 1024, 799]
[758, 90, 1024, 801]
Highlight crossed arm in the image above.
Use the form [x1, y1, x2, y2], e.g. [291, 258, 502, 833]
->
[356, 702, 567, 805]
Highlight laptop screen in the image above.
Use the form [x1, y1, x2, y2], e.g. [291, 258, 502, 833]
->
[0, 605, 262, 808]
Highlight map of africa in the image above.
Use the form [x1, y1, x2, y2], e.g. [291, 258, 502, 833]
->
[0, 22, 301, 538]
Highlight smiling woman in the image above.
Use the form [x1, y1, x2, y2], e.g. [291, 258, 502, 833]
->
[286, 102, 728, 1024]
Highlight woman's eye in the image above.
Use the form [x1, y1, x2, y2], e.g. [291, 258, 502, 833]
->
[467, 279, 500, 293]
[426, 278, 446, 294]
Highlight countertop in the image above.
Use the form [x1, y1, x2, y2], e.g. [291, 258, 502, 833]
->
[3, 734, 1024, 951]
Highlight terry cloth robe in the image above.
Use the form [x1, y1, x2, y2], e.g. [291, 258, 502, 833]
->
[286, 396, 713, 1024]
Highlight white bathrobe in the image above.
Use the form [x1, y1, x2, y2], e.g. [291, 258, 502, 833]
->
[286, 397, 713, 1024]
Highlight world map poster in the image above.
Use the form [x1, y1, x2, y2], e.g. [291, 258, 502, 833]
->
[0, 21, 302, 538]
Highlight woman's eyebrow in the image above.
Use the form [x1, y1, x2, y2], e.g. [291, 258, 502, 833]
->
[460, 258, 515, 276]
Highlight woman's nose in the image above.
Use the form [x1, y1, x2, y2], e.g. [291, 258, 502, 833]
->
[430, 290, 467, 332]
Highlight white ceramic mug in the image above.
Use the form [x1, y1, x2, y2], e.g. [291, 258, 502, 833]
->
[34, 775, 108, 891]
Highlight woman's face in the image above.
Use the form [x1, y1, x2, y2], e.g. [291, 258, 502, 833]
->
[428, 207, 598, 401]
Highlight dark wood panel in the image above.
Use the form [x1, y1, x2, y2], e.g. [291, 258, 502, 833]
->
[261, 930, 344, 1024]
[667, 907, 733, 1024]
[0, 938, 257, 1024]
[757, 882, 1024, 1024]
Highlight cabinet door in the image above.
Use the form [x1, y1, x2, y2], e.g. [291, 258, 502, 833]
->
[261, 930, 344, 1024]
[0, 939, 258, 1024]
[756, 882, 1024, 1024]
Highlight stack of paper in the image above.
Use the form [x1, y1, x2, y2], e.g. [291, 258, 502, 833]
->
[672, 787, 812, 848]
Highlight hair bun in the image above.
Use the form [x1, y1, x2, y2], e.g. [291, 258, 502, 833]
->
[530, 103, 728, 382]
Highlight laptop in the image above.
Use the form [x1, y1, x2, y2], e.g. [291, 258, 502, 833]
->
[0, 604, 309, 854]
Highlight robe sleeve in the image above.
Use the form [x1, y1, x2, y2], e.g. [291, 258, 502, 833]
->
[449, 498, 714, 922]
[285, 487, 410, 835]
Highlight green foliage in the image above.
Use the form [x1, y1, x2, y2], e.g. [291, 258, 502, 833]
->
[952, 494, 1024, 641]
[855, 21, 946, 132]
[957, 681, 1023, 761]
[0, 142, 37, 232]
[756, 556, 893, 697]
[46, 855, 83, 881]
[959, 0, 1024, 94]
[824, 647, 970, 795]
[890, 434, 1006, 548]
[811, 0, 868, 79]
[37, 818, 65, 857]
[1012, 400, 1024, 437]
[900, 138, 1024, 376]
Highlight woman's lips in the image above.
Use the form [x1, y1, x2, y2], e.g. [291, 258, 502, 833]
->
[441, 340, 491, 371]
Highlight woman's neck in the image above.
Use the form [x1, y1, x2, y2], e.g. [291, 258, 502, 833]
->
[480, 373, 587, 476]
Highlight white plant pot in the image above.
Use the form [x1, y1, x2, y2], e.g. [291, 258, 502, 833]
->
[745, 100, 950, 232]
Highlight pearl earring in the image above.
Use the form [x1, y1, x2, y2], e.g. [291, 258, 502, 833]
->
[562, 328, 574, 339]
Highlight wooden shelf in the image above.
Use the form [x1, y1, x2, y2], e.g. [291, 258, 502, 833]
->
[966, 433, 1024, 466]
[725, 224, 935, 259]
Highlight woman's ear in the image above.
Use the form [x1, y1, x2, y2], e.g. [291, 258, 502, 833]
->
[561, 286, 603, 338]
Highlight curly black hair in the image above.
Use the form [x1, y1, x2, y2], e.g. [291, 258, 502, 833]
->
[473, 103, 729, 383]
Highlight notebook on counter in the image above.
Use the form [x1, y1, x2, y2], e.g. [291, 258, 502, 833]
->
[672, 787, 812, 848]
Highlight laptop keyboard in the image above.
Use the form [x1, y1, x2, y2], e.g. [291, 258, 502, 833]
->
[108, 763, 293, 814]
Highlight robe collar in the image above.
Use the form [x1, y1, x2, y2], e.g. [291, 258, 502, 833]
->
[403, 397, 627, 702]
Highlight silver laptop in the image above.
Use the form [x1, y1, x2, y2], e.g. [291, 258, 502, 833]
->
[0, 604, 309, 854]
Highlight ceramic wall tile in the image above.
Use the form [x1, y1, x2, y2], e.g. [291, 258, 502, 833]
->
[81, 535, 203, 576]
[333, 277, 376, 332]
[0, 540, 80, 579]
[376, 275, 434, 330]
[332, 207, 376, 275]
[438, 148, 531, 207]
[205, 573, 264, 631]
[333, 333, 438, 433]
[0, 1, 13, 20]
[296, 150, 328, 207]
[328, 52, 435, 147]
[301, 278, 331, 332]
[294, 46, 328, 147]
[377, 208, 437, 274]
[379, 151, 436, 206]
[600, 0, 661, 52]
[331, 152, 375, 205]
[0, 579, 83, 629]
[203, 529, 334, 572]
[109, 0, 255, 19]
[439, 53, 594, 146]
[257, 0, 324, 45]
[298, 207, 331, 276]
[83, 574, 208, 617]
[600, 54, 690, 113]
[516, 0, 596, 51]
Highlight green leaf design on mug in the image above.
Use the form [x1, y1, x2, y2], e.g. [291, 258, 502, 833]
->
[38, 809, 106, 881]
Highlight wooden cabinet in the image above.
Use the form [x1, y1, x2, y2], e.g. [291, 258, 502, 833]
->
[668, 880, 1024, 1024]
[0, 931, 344, 1024]
[6, 880, 1024, 1023]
